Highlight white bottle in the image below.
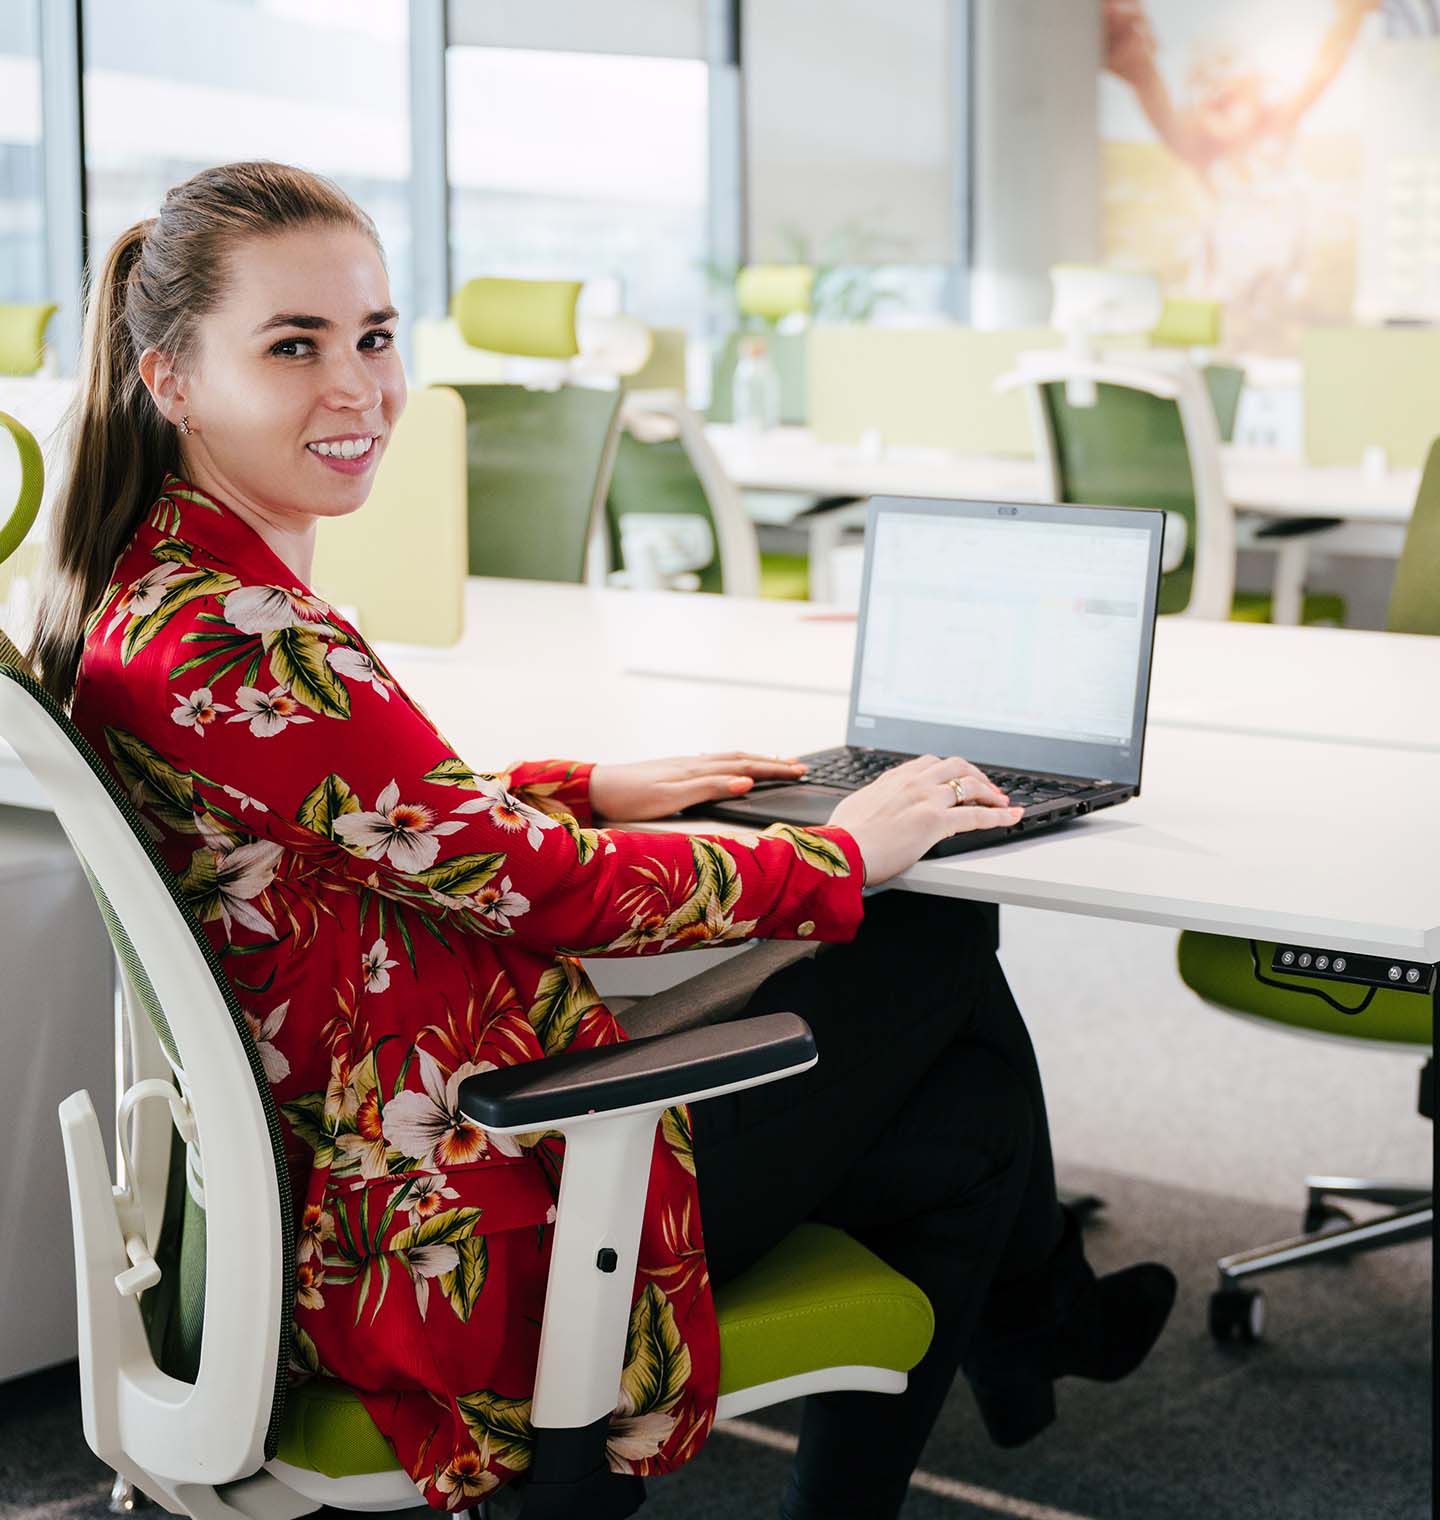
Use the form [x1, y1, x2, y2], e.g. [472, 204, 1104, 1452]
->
[731, 335, 781, 432]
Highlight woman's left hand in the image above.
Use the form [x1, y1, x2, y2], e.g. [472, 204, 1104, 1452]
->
[589, 752, 808, 822]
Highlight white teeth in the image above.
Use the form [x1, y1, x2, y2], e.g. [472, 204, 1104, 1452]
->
[308, 436, 374, 459]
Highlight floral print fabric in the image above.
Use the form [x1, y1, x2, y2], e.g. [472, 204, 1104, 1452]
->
[70, 475, 866, 1508]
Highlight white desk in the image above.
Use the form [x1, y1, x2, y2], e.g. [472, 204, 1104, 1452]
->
[610, 591, 1440, 754]
[3, 580, 1436, 959]
[706, 425, 1419, 530]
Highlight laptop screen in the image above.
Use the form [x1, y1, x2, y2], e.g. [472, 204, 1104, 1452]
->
[847, 497, 1164, 786]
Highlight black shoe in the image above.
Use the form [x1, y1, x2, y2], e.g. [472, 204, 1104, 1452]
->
[962, 1210, 1177, 1448]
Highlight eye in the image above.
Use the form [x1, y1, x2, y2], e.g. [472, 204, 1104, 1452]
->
[360, 328, 396, 352]
[269, 336, 316, 358]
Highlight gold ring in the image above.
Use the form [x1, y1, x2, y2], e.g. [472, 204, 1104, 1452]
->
[949, 778, 967, 805]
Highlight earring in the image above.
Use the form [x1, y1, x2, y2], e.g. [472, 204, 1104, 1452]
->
[178, 416, 191, 435]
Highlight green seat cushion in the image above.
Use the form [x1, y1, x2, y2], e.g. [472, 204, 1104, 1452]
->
[758, 551, 810, 601]
[713, 1222, 933, 1396]
[1229, 590, 1346, 626]
[1178, 933, 1434, 1048]
[275, 1376, 401, 1477]
[274, 1223, 933, 1477]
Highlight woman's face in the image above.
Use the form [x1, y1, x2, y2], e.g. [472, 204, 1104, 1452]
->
[150, 224, 407, 526]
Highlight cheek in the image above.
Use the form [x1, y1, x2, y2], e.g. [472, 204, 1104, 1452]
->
[208, 365, 315, 448]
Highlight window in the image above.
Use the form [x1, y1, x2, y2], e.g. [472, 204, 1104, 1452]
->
[446, 45, 710, 340]
[0, 0, 45, 304]
[80, 0, 413, 339]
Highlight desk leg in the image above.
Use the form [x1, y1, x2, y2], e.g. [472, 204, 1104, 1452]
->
[1269, 540, 1309, 626]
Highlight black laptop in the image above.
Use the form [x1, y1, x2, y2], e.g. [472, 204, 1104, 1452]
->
[695, 495, 1166, 857]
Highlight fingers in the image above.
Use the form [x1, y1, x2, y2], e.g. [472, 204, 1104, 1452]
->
[693, 754, 806, 779]
[674, 774, 761, 810]
[946, 803, 1024, 834]
[910, 755, 1009, 806]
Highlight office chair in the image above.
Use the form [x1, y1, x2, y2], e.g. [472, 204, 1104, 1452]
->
[999, 355, 1345, 625]
[0, 415, 935, 1517]
[607, 387, 764, 596]
[310, 385, 469, 644]
[450, 277, 624, 585]
[0, 301, 59, 376]
[1176, 438, 1440, 1342]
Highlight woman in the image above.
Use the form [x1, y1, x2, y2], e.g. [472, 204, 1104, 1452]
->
[36, 162, 1175, 1517]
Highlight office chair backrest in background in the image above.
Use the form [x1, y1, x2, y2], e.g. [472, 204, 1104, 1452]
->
[1387, 437, 1440, 638]
[0, 303, 59, 376]
[451, 277, 623, 584]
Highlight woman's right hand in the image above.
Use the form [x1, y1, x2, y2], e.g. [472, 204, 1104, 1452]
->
[827, 755, 1024, 887]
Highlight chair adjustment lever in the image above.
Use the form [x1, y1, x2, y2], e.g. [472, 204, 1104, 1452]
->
[116, 1235, 161, 1297]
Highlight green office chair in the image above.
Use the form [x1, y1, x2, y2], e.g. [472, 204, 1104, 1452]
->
[1177, 439, 1440, 1342]
[451, 278, 623, 584]
[0, 418, 936, 1518]
[606, 387, 816, 600]
[1003, 356, 1344, 624]
[0, 301, 59, 375]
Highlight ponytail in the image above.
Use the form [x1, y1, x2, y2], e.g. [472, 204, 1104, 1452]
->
[27, 161, 380, 706]
[29, 220, 177, 704]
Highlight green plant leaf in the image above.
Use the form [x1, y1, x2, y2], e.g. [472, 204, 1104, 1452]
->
[297, 773, 361, 838]
[388, 1205, 483, 1254]
[411, 851, 506, 898]
[619, 1283, 691, 1416]
[660, 1107, 695, 1178]
[120, 569, 239, 665]
[761, 823, 852, 878]
[439, 1236, 488, 1322]
[422, 757, 487, 789]
[527, 960, 603, 1057]
[105, 727, 197, 832]
[455, 1389, 533, 1472]
[262, 625, 350, 719]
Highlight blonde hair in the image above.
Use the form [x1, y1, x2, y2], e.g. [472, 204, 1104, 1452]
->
[29, 160, 381, 703]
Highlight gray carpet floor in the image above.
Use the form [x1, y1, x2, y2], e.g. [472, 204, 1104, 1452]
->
[0, 1162, 1429, 1520]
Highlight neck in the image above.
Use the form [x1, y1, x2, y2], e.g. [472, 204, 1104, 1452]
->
[179, 451, 316, 585]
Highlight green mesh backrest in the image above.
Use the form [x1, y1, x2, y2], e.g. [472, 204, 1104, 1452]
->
[0, 652, 294, 1458]
[1387, 438, 1440, 637]
[1040, 381, 1197, 616]
[605, 431, 724, 594]
[708, 331, 808, 426]
[453, 382, 620, 582]
[0, 303, 58, 376]
[1202, 364, 1245, 444]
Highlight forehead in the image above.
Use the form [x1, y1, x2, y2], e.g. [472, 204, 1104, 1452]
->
[217, 225, 391, 325]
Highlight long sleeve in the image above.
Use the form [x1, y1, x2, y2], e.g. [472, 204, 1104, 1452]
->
[117, 582, 863, 957]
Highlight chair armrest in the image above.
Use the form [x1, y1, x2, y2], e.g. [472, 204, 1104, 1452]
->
[457, 1011, 815, 1132]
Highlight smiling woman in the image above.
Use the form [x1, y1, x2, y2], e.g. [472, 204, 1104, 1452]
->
[35, 160, 1175, 1518]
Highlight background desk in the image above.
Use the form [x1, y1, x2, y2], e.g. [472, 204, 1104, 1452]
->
[705, 425, 1420, 531]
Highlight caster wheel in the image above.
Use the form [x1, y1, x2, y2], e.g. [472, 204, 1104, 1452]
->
[1209, 1287, 1265, 1344]
[1303, 1200, 1353, 1234]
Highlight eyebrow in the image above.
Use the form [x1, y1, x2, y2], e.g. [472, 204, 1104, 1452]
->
[253, 306, 398, 335]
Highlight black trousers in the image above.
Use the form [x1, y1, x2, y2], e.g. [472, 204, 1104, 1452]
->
[690, 892, 1066, 1519]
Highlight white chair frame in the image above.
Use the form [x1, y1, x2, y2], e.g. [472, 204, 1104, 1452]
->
[1, 667, 909, 1518]
[996, 353, 1237, 622]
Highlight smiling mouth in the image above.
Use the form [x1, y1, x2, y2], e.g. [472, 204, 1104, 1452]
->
[306, 436, 378, 460]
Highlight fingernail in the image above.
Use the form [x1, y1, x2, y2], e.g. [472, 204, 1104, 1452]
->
[730, 776, 752, 792]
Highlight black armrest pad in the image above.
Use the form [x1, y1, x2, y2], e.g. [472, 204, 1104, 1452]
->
[457, 1012, 814, 1129]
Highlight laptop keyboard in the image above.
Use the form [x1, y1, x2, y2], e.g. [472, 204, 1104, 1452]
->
[797, 747, 1104, 807]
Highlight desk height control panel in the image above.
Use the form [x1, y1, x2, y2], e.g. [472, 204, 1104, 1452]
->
[1270, 945, 1436, 996]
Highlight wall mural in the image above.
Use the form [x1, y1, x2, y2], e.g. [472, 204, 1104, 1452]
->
[1101, 0, 1440, 354]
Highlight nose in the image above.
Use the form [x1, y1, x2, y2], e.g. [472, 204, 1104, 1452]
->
[323, 348, 384, 414]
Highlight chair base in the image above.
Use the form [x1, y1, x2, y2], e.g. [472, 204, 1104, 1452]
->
[1218, 1180, 1431, 1290]
[1207, 1177, 1431, 1345]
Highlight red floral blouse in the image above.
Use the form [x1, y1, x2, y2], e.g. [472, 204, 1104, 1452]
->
[69, 476, 865, 1509]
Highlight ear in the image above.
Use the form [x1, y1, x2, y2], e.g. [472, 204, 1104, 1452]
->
[138, 346, 189, 428]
